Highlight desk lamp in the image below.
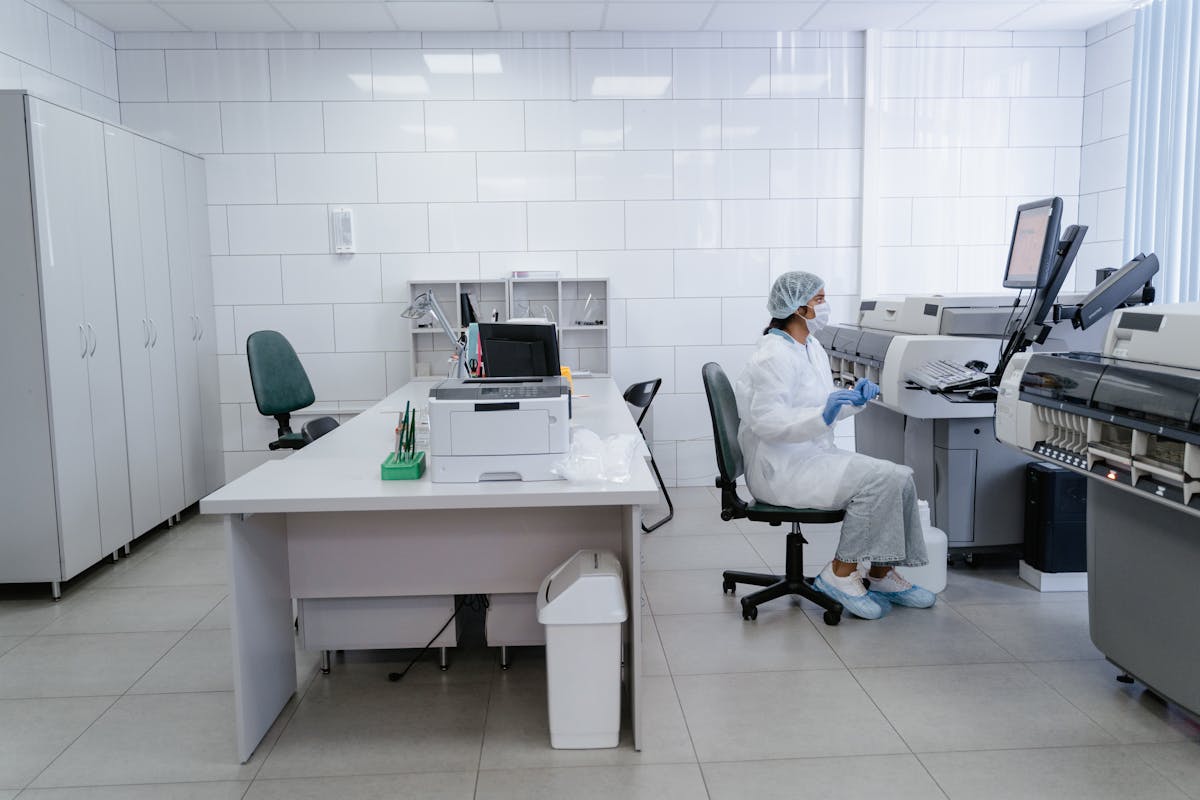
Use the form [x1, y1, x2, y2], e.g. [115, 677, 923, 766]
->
[401, 290, 466, 377]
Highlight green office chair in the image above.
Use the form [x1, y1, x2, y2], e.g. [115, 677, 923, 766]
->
[701, 362, 846, 626]
[246, 330, 338, 450]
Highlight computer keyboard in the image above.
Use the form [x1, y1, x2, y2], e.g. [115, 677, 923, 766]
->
[905, 360, 991, 393]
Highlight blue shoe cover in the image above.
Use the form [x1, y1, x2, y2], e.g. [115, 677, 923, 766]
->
[868, 585, 937, 609]
[813, 575, 887, 620]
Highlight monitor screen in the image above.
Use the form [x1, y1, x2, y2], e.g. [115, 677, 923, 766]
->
[459, 292, 478, 326]
[1003, 199, 1061, 289]
[478, 322, 560, 378]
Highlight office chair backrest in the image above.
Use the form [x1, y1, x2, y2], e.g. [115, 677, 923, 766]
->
[701, 363, 744, 484]
[246, 330, 316, 417]
[302, 415, 339, 444]
[622, 379, 662, 428]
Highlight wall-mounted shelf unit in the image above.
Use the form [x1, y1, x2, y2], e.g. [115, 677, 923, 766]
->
[408, 277, 609, 377]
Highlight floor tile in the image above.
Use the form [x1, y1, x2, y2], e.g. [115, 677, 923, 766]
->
[703, 753, 948, 800]
[954, 598, 1103, 661]
[0, 791, 14, 800]
[0, 637, 24, 658]
[1026, 660, 1200, 744]
[940, 566, 1085, 606]
[920, 745, 1191, 800]
[257, 670, 489, 778]
[479, 672, 694, 769]
[88, 548, 229, 589]
[128, 629, 236, 695]
[675, 669, 908, 762]
[642, 569, 749, 616]
[1129, 741, 1200, 799]
[641, 534, 765, 572]
[656, 611, 841, 675]
[0, 696, 114, 789]
[244, 772, 476, 799]
[159, 520, 228, 550]
[0, 632, 182, 699]
[19, 783, 250, 799]
[0, 600, 76, 637]
[807, 603, 1014, 668]
[640, 614, 670, 677]
[36, 587, 227, 636]
[854, 662, 1116, 753]
[194, 597, 230, 630]
[475, 763, 708, 800]
[30, 693, 265, 787]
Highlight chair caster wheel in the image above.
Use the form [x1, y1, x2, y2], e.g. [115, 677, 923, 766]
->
[823, 609, 842, 626]
[1116, 673, 1135, 684]
[722, 579, 736, 595]
[741, 602, 758, 621]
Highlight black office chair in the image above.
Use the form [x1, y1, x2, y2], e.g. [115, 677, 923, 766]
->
[623, 379, 674, 532]
[302, 416, 340, 444]
[246, 330, 339, 450]
[701, 362, 846, 625]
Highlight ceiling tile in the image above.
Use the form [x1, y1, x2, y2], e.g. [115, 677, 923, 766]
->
[705, 2, 821, 31]
[160, 2, 290, 31]
[604, 2, 713, 31]
[274, 2, 396, 32]
[386, 1, 499, 31]
[1003, 2, 1129, 30]
[496, 2, 604, 31]
[67, 2, 187, 30]
[805, 1, 925, 30]
[903, 3, 1036, 31]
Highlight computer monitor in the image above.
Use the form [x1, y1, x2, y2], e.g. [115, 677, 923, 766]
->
[478, 322, 560, 377]
[459, 292, 478, 326]
[1003, 198, 1062, 289]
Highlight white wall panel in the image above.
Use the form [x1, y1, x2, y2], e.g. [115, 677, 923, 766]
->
[528, 201, 624, 251]
[378, 152, 476, 203]
[268, 49, 372, 101]
[674, 249, 770, 298]
[221, 102, 325, 153]
[226, 204, 329, 255]
[425, 101, 525, 151]
[323, 102, 424, 152]
[625, 200, 720, 249]
[576, 151, 672, 200]
[165, 50, 269, 101]
[281, 254, 383, 304]
[525, 100, 623, 150]
[477, 152, 575, 201]
[429, 202, 527, 252]
[275, 153, 378, 204]
[623, 99, 721, 149]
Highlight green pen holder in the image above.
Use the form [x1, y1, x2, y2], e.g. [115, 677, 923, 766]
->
[381, 451, 426, 480]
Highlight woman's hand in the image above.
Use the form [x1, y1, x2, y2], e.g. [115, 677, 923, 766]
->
[853, 378, 881, 405]
[822, 390, 860, 425]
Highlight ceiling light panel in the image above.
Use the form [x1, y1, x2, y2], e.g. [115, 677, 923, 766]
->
[496, 2, 604, 31]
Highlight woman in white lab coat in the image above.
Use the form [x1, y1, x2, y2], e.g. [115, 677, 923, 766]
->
[734, 271, 935, 619]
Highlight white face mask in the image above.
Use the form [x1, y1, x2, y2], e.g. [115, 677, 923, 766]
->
[804, 301, 831, 334]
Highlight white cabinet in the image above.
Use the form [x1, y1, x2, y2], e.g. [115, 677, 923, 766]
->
[0, 92, 220, 595]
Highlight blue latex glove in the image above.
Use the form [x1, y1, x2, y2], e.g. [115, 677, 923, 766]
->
[822, 390, 860, 426]
[854, 378, 881, 405]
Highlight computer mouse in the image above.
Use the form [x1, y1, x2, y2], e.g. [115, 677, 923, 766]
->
[967, 386, 998, 401]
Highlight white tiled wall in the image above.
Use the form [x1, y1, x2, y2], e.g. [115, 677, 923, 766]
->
[0, 0, 119, 119]
[116, 30, 869, 483]
[876, 31, 1086, 296]
[1077, 13, 1135, 290]
[113, 27, 1130, 485]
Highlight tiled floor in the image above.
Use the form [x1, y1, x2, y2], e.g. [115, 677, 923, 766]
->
[1, 486, 1198, 799]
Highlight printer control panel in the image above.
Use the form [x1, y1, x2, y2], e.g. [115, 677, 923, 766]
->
[479, 385, 546, 399]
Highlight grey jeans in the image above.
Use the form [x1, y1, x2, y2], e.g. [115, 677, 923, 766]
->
[832, 455, 928, 567]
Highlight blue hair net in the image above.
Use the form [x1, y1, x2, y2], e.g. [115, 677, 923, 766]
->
[767, 271, 824, 318]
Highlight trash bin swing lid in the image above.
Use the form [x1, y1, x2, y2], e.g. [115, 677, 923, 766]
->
[536, 549, 628, 625]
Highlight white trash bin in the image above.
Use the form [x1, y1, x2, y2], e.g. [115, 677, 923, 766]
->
[536, 549, 627, 749]
[896, 500, 948, 594]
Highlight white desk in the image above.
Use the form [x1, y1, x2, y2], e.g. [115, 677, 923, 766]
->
[201, 377, 659, 762]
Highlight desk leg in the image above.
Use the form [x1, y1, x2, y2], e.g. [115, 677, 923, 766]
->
[624, 504, 642, 751]
[227, 513, 296, 763]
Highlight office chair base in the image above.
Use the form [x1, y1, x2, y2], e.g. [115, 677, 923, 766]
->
[721, 529, 844, 625]
[723, 572, 843, 624]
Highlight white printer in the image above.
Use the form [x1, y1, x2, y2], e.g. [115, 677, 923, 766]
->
[427, 377, 571, 483]
[995, 301, 1200, 717]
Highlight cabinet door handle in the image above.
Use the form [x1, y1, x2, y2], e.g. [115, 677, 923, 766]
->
[142, 319, 149, 347]
[190, 314, 197, 341]
[149, 319, 158, 347]
[78, 324, 87, 358]
[86, 323, 97, 356]
[196, 315, 203, 341]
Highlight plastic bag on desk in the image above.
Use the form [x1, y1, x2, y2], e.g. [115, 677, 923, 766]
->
[552, 428, 641, 483]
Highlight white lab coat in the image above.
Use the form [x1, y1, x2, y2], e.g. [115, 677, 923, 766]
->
[734, 330, 863, 509]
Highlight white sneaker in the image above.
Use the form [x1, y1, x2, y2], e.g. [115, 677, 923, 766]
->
[813, 563, 887, 620]
[867, 568, 936, 608]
